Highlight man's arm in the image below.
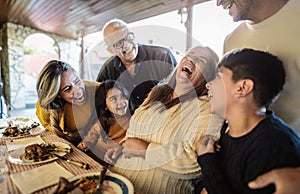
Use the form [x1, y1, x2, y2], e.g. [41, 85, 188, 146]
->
[248, 167, 300, 194]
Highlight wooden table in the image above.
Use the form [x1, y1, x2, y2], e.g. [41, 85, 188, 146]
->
[1, 131, 105, 194]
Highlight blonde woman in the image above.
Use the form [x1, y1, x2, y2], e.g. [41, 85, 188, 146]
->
[36, 60, 100, 148]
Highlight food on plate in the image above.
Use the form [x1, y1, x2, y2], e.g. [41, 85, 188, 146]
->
[1, 120, 40, 137]
[73, 175, 103, 193]
[54, 175, 116, 194]
[54, 175, 98, 194]
[23, 143, 58, 162]
[54, 177, 77, 194]
[8, 142, 72, 165]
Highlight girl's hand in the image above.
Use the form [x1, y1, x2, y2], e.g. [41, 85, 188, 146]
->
[77, 141, 88, 151]
[104, 146, 123, 165]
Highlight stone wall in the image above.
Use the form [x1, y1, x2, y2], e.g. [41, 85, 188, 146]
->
[0, 22, 81, 111]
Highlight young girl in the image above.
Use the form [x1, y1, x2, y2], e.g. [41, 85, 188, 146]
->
[196, 48, 300, 194]
[78, 80, 131, 161]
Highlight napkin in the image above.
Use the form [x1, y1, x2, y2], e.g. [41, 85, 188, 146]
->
[10, 162, 73, 194]
[6, 135, 45, 152]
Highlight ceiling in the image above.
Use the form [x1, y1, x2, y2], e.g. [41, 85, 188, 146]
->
[0, 0, 210, 39]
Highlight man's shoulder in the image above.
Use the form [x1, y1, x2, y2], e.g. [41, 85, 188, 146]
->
[224, 22, 248, 52]
[140, 44, 171, 54]
[226, 22, 247, 38]
[99, 56, 118, 73]
[102, 56, 116, 67]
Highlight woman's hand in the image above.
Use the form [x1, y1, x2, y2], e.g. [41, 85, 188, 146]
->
[77, 141, 88, 151]
[195, 135, 219, 156]
[122, 137, 149, 159]
[104, 146, 123, 165]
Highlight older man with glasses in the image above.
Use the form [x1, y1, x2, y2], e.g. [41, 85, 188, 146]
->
[96, 19, 177, 114]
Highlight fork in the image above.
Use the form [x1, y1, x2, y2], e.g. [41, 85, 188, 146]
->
[95, 166, 108, 194]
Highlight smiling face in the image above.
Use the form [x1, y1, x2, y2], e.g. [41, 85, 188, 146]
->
[106, 87, 128, 117]
[176, 56, 205, 89]
[175, 47, 217, 92]
[206, 66, 235, 119]
[104, 24, 138, 64]
[59, 70, 86, 105]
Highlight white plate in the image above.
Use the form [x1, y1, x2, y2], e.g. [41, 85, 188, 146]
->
[8, 142, 71, 165]
[51, 172, 134, 194]
[0, 117, 45, 138]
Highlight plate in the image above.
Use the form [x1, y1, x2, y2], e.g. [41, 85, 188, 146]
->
[51, 172, 134, 194]
[0, 117, 31, 128]
[0, 117, 45, 138]
[8, 142, 71, 165]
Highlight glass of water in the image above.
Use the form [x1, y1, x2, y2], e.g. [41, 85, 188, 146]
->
[0, 146, 8, 194]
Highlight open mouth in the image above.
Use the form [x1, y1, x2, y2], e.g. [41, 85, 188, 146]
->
[122, 48, 133, 55]
[122, 45, 134, 55]
[182, 66, 193, 75]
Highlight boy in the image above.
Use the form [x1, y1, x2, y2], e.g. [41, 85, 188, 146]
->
[196, 48, 300, 193]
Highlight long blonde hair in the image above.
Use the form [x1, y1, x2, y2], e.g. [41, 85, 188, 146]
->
[36, 60, 75, 109]
[36, 60, 81, 144]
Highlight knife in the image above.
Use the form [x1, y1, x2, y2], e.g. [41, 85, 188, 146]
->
[53, 153, 89, 170]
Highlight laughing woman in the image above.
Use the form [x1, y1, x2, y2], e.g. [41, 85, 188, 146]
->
[36, 60, 100, 147]
[104, 46, 224, 194]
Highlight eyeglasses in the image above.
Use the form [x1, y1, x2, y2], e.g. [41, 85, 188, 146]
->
[112, 32, 135, 49]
